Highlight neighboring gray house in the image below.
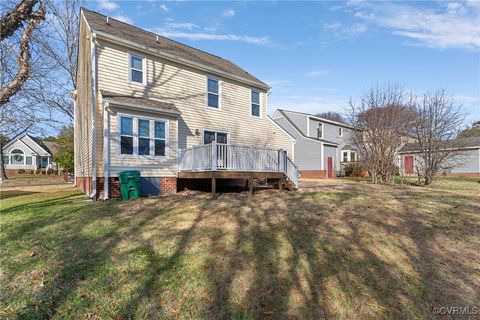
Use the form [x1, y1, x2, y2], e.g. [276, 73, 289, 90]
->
[399, 136, 480, 178]
[273, 109, 358, 178]
[2, 134, 56, 172]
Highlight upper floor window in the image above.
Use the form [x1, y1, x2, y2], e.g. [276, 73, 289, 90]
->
[338, 127, 343, 137]
[251, 90, 260, 117]
[128, 53, 146, 84]
[207, 77, 219, 108]
[317, 123, 323, 139]
[119, 115, 167, 157]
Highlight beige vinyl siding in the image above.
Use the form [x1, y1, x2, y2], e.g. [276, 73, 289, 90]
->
[74, 17, 93, 178]
[96, 39, 293, 163]
[106, 106, 178, 177]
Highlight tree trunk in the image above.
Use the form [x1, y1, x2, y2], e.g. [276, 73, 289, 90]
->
[0, 142, 8, 182]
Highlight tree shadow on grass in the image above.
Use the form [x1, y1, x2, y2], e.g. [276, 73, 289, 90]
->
[0, 190, 41, 200]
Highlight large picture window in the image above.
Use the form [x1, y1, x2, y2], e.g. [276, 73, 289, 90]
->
[11, 149, 24, 165]
[119, 115, 168, 157]
[251, 90, 260, 117]
[207, 77, 219, 108]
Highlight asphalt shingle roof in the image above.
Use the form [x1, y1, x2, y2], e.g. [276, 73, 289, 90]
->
[101, 90, 180, 114]
[82, 8, 269, 89]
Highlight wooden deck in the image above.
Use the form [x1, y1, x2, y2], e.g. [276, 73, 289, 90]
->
[178, 142, 299, 196]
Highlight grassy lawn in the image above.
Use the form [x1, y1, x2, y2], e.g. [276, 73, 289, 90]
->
[2, 173, 66, 185]
[0, 179, 479, 319]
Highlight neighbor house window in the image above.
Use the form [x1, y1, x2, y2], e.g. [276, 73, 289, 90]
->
[26, 156, 32, 165]
[154, 121, 166, 156]
[338, 127, 343, 137]
[251, 90, 260, 117]
[119, 115, 168, 157]
[342, 151, 349, 162]
[317, 123, 323, 139]
[350, 151, 356, 162]
[207, 77, 219, 108]
[120, 116, 134, 155]
[11, 149, 24, 164]
[129, 53, 146, 84]
[3, 156, 9, 165]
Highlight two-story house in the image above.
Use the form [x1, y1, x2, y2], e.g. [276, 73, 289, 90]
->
[273, 109, 358, 178]
[74, 9, 297, 199]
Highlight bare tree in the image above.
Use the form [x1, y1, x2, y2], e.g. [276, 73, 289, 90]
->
[315, 111, 345, 123]
[348, 83, 416, 183]
[412, 90, 466, 186]
[0, 0, 45, 106]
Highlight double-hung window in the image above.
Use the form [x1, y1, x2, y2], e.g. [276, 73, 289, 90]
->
[138, 119, 150, 155]
[120, 117, 134, 155]
[317, 123, 323, 139]
[207, 77, 219, 108]
[342, 151, 349, 163]
[119, 115, 167, 157]
[129, 53, 146, 84]
[154, 121, 166, 156]
[251, 90, 260, 117]
[25, 156, 32, 165]
[338, 127, 343, 137]
[350, 151, 357, 162]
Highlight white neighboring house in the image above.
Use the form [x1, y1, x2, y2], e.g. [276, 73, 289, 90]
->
[2, 134, 57, 171]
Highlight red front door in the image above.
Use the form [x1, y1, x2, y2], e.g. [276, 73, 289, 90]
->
[404, 156, 414, 175]
[327, 156, 333, 178]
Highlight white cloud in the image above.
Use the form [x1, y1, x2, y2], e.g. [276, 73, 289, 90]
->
[112, 15, 132, 24]
[352, 2, 480, 50]
[270, 95, 349, 115]
[159, 4, 169, 12]
[164, 21, 198, 30]
[153, 30, 269, 45]
[98, 0, 119, 11]
[151, 18, 270, 45]
[324, 22, 367, 38]
[223, 9, 235, 17]
[307, 70, 329, 77]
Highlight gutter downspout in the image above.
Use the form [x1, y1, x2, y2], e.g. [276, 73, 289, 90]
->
[103, 101, 110, 200]
[90, 32, 97, 199]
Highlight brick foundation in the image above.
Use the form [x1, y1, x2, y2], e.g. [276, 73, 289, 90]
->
[76, 176, 92, 195]
[97, 177, 121, 199]
[300, 170, 337, 179]
[160, 177, 178, 194]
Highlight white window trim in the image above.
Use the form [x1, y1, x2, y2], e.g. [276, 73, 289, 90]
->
[342, 150, 350, 163]
[9, 148, 26, 165]
[128, 52, 147, 85]
[117, 113, 169, 159]
[317, 122, 323, 139]
[250, 89, 261, 118]
[202, 128, 230, 145]
[206, 76, 221, 110]
[341, 150, 357, 162]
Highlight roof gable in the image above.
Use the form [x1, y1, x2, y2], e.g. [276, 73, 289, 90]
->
[81, 8, 269, 90]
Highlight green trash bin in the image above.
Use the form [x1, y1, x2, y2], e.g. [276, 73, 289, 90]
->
[119, 170, 141, 200]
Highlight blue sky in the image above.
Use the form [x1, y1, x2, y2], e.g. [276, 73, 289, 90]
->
[88, 0, 480, 123]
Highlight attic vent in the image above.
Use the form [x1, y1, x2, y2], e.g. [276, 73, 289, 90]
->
[106, 16, 109, 25]
[156, 35, 159, 44]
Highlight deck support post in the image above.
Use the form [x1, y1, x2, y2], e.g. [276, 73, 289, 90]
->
[211, 178, 216, 198]
[248, 177, 254, 196]
[279, 177, 284, 191]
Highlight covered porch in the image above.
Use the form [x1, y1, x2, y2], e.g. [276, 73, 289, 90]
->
[178, 142, 298, 195]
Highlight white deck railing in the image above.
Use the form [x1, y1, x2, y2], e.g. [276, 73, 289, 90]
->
[178, 141, 299, 188]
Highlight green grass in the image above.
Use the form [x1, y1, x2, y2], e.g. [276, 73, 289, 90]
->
[1, 181, 479, 319]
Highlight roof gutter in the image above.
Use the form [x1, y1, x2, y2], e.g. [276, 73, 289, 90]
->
[93, 30, 271, 91]
[90, 32, 98, 200]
